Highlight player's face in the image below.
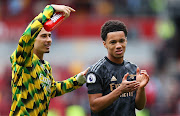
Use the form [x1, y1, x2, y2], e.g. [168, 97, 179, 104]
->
[34, 28, 52, 54]
[103, 31, 127, 63]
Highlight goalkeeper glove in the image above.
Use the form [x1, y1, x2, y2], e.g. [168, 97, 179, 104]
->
[76, 67, 90, 84]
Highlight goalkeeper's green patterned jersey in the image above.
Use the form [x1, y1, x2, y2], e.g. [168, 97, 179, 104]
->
[9, 5, 82, 116]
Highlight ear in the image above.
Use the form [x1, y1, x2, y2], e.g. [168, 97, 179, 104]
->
[103, 41, 107, 49]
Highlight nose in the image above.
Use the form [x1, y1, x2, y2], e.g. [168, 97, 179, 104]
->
[47, 37, 52, 43]
[116, 43, 122, 49]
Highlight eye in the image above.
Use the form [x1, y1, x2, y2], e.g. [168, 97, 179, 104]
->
[41, 34, 47, 38]
[119, 39, 125, 43]
[110, 40, 116, 44]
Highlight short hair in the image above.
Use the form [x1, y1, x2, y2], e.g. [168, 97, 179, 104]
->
[101, 20, 128, 41]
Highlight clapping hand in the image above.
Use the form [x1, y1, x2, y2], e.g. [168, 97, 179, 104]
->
[136, 67, 149, 88]
[119, 73, 140, 93]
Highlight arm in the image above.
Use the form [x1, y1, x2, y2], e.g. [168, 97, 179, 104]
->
[88, 73, 140, 113]
[10, 5, 55, 83]
[11, 5, 55, 67]
[10, 5, 75, 67]
[135, 67, 150, 110]
[50, 67, 89, 98]
[10, 5, 75, 83]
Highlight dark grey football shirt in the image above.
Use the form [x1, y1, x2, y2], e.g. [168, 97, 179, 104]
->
[86, 56, 137, 116]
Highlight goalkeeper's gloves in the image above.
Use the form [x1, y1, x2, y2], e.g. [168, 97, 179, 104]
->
[76, 67, 90, 84]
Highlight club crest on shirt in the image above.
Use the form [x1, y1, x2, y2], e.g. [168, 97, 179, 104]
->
[87, 73, 96, 83]
[129, 74, 136, 80]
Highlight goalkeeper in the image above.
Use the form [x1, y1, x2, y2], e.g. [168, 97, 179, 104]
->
[9, 4, 89, 116]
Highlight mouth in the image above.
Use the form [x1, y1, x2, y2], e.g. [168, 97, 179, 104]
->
[115, 50, 123, 55]
[45, 44, 51, 49]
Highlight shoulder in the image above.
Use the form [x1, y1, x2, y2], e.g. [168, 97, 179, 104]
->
[86, 58, 107, 83]
[89, 57, 107, 73]
[124, 60, 137, 73]
[10, 50, 16, 64]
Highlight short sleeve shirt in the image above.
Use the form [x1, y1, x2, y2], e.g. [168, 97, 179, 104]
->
[86, 57, 137, 116]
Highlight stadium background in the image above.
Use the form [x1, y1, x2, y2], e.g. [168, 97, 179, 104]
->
[0, 0, 180, 116]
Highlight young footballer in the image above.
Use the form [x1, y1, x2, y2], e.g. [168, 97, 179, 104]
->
[86, 20, 149, 116]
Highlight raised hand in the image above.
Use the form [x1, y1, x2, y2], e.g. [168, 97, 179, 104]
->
[51, 4, 75, 19]
[118, 73, 140, 93]
[136, 67, 149, 88]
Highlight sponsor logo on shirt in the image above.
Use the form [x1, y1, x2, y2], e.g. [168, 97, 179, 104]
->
[129, 74, 136, 80]
[111, 76, 117, 81]
[110, 75, 134, 97]
[39, 73, 51, 93]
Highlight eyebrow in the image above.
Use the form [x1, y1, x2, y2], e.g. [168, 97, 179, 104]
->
[41, 33, 51, 36]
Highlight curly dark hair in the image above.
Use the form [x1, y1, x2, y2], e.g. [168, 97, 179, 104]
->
[101, 20, 128, 41]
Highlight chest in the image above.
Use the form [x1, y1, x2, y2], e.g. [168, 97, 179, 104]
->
[102, 66, 136, 83]
[31, 60, 53, 94]
[100, 65, 136, 95]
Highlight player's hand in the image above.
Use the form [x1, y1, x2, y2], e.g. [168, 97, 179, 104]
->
[51, 4, 75, 19]
[136, 67, 149, 88]
[76, 67, 90, 84]
[118, 73, 140, 93]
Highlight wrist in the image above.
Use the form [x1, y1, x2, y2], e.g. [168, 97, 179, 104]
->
[50, 5, 56, 13]
[138, 87, 145, 91]
[114, 87, 123, 97]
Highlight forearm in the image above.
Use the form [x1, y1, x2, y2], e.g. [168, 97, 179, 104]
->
[90, 89, 122, 113]
[20, 5, 55, 45]
[51, 75, 82, 97]
[135, 87, 146, 110]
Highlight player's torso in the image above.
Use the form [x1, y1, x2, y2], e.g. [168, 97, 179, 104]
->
[31, 55, 53, 96]
[10, 54, 53, 116]
[93, 57, 137, 116]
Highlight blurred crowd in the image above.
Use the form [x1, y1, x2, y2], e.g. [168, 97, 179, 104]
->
[0, 0, 180, 116]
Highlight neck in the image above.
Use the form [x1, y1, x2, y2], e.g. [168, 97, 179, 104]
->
[33, 50, 44, 60]
[107, 55, 124, 64]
